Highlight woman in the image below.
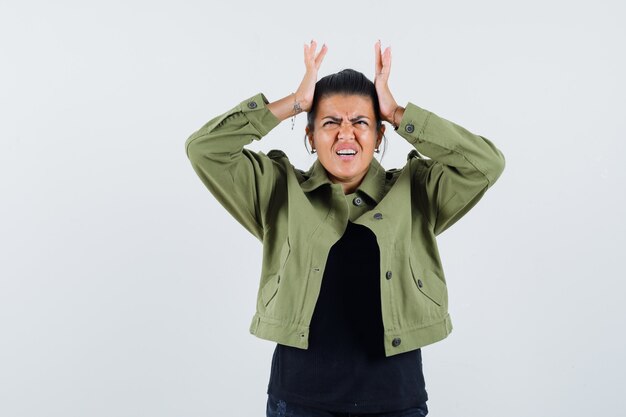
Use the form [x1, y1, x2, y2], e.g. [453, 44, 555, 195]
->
[185, 41, 505, 416]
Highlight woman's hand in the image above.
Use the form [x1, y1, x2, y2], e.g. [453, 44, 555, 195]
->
[374, 40, 403, 127]
[295, 40, 327, 112]
[267, 40, 327, 122]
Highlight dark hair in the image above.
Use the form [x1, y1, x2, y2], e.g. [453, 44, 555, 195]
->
[306, 69, 382, 132]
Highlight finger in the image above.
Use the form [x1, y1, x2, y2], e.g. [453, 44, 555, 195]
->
[314, 44, 328, 67]
[305, 40, 319, 66]
[309, 39, 317, 57]
[382, 46, 392, 74]
[304, 39, 314, 52]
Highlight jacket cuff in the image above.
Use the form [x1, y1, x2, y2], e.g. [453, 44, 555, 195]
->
[396, 102, 432, 145]
[240, 93, 281, 137]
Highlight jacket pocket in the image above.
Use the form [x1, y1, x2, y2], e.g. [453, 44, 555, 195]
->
[409, 255, 446, 307]
[261, 274, 280, 307]
[261, 238, 290, 308]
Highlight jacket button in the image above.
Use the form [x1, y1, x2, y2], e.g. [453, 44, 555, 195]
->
[386, 271, 393, 280]
[417, 279, 423, 288]
[405, 123, 415, 133]
[353, 196, 363, 206]
[392, 337, 402, 347]
[373, 212, 383, 220]
[247, 101, 258, 109]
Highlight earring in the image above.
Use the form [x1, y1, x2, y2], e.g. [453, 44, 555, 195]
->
[311, 148, 317, 154]
[375, 147, 380, 153]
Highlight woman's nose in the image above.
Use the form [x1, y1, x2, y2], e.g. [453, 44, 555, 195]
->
[337, 122, 355, 140]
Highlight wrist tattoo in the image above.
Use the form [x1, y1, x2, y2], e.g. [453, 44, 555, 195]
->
[291, 94, 302, 130]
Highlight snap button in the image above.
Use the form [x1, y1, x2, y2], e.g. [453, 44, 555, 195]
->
[405, 123, 415, 133]
[353, 196, 363, 206]
[392, 337, 402, 347]
[386, 271, 393, 280]
[417, 279, 423, 288]
[247, 101, 258, 109]
[373, 212, 383, 220]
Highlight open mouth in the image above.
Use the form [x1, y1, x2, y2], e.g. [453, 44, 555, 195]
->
[336, 149, 357, 157]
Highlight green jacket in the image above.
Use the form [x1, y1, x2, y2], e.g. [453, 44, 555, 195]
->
[185, 93, 505, 357]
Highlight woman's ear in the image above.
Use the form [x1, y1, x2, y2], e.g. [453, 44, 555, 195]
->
[377, 124, 386, 148]
[306, 126, 315, 150]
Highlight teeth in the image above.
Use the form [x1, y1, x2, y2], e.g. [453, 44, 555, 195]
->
[337, 150, 356, 155]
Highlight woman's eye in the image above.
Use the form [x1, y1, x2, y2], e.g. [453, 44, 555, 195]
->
[323, 121, 336, 127]
[355, 120, 368, 125]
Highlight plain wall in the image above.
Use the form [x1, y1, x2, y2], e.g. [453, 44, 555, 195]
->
[1, 0, 625, 416]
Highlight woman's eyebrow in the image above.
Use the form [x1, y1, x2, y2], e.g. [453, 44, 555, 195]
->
[321, 115, 371, 121]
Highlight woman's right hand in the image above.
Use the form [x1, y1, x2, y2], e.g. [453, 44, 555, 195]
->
[294, 40, 327, 112]
[267, 41, 327, 122]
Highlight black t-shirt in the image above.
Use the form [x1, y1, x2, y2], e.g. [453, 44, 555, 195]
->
[267, 221, 428, 414]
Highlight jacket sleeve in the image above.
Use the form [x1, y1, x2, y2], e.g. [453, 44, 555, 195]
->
[184, 93, 281, 240]
[398, 102, 506, 235]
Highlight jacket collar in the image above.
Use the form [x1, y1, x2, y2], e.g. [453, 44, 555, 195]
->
[300, 158, 387, 203]
[299, 159, 330, 193]
[358, 157, 387, 203]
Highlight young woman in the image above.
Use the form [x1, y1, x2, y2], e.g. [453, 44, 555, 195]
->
[185, 41, 505, 417]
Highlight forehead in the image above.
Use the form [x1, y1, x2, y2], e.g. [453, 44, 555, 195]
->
[316, 94, 375, 118]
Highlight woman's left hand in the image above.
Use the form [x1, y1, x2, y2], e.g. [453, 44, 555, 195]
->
[374, 40, 401, 126]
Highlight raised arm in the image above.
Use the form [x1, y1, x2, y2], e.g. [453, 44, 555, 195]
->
[373, 41, 505, 235]
[184, 42, 327, 240]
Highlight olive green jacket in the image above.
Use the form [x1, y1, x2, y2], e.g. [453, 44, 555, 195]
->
[185, 93, 505, 357]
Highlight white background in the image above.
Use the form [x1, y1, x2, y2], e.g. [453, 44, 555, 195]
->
[1, 1, 625, 416]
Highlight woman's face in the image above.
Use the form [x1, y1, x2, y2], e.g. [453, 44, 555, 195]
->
[307, 94, 384, 194]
